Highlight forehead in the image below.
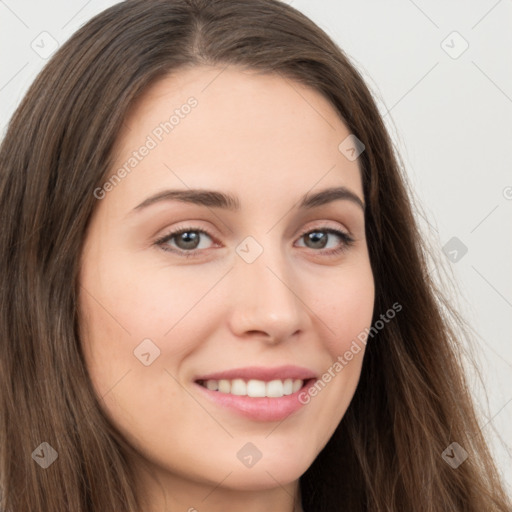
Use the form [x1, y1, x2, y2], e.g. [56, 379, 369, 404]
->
[107, 65, 363, 213]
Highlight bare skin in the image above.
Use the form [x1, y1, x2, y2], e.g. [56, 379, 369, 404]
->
[78, 65, 375, 512]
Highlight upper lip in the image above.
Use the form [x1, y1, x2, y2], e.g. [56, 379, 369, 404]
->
[194, 365, 317, 382]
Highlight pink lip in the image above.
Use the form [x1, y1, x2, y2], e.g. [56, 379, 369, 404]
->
[194, 365, 317, 382]
[193, 365, 318, 422]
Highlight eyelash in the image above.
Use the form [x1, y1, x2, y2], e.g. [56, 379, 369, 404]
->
[154, 225, 355, 259]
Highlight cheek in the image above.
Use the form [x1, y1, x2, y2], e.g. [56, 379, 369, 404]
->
[302, 259, 374, 426]
[77, 251, 231, 398]
[77, 255, 213, 456]
[290, 257, 374, 424]
[316, 260, 375, 358]
[79, 249, 220, 342]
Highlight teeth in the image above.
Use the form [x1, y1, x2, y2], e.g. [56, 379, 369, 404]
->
[292, 379, 302, 393]
[200, 378, 305, 398]
[206, 380, 219, 391]
[247, 379, 266, 397]
[218, 379, 230, 393]
[231, 378, 246, 395]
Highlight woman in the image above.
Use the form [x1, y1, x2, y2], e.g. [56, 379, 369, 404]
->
[0, 0, 509, 510]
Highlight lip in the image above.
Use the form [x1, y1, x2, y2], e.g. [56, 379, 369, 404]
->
[193, 365, 318, 422]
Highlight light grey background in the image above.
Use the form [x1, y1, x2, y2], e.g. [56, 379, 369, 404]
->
[1, 0, 511, 494]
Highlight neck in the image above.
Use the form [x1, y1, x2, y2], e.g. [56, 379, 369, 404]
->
[135, 459, 304, 512]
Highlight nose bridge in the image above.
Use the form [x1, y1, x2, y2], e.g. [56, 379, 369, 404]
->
[228, 235, 306, 340]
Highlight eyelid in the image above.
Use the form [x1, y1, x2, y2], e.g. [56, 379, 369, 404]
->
[297, 220, 352, 238]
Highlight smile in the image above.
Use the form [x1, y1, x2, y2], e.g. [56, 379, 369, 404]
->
[193, 366, 318, 422]
[197, 378, 305, 398]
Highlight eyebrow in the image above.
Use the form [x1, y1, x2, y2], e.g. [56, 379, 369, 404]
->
[130, 185, 365, 214]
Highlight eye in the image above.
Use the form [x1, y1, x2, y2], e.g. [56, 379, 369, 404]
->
[155, 226, 216, 257]
[154, 225, 355, 258]
[295, 227, 354, 256]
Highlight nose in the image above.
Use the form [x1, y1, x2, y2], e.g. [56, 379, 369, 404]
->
[227, 242, 309, 344]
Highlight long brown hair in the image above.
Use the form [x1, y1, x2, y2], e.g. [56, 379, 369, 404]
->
[0, 0, 509, 510]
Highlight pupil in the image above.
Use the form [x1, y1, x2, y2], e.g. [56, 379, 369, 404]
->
[308, 231, 327, 249]
[179, 232, 199, 249]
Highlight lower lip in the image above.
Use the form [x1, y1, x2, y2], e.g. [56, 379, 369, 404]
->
[194, 379, 316, 422]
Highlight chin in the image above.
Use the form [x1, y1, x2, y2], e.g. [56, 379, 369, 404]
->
[210, 447, 314, 489]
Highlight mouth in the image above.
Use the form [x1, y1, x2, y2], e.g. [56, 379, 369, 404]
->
[192, 366, 317, 422]
[196, 377, 311, 398]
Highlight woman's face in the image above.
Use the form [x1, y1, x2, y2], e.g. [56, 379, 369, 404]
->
[78, 65, 374, 507]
